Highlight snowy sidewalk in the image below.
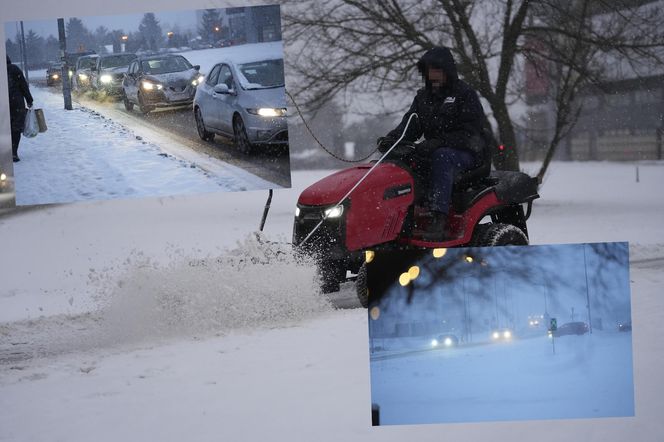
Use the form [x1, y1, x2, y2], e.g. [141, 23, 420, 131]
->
[13, 87, 276, 205]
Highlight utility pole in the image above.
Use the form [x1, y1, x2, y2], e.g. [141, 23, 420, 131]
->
[583, 244, 593, 333]
[57, 18, 72, 110]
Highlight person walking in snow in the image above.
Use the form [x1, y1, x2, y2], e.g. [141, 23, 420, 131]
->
[378, 47, 491, 241]
[7, 55, 34, 162]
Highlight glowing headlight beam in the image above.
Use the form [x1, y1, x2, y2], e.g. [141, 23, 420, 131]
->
[100, 74, 113, 84]
[324, 205, 343, 218]
[444, 337, 453, 347]
[257, 108, 286, 117]
[141, 81, 163, 91]
[431, 339, 439, 348]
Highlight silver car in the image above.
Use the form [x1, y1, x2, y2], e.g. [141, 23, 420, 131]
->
[193, 57, 288, 153]
[90, 53, 137, 95]
[72, 54, 99, 92]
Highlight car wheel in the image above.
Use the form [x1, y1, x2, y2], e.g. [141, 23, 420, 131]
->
[233, 115, 253, 154]
[195, 107, 214, 141]
[122, 92, 134, 111]
[471, 223, 528, 247]
[137, 92, 152, 114]
[319, 258, 345, 294]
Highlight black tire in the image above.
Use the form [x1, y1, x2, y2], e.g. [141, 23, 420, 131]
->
[471, 223, 529, 247]
[195, 107, 215, 141]
[319, 259, 345, 294]
[123, 92, 134, 111]
[137, 92, 152, 114]
[233, 115, 253, 154]
[356, 262, 368, 308]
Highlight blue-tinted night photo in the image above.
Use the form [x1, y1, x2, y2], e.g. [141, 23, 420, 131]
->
[369, 242, 633, 425]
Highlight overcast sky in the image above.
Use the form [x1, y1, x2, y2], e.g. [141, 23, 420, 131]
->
[4, 10, 198, 41]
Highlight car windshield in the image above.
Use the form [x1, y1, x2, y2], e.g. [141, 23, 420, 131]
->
[78, 58, 97, 69]
[237, 59, 284, 90]
[141, 56, 192, 74]
[101, 54, 136, 69]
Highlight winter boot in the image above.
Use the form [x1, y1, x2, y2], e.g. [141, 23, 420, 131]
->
[12, 155, 20, 162]
[420, 211, 447, 242]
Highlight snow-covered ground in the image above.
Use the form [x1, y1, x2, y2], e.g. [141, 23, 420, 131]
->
[0, 162, 663, 441]
[371, 332, 634, 424]
[13, 86, 278, 205]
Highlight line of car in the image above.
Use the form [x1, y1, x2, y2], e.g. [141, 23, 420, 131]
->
[46, 49, 288, 154]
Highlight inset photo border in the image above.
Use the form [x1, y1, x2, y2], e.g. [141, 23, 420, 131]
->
[3, 4, 290, 206]
[367, 242, 634, 425]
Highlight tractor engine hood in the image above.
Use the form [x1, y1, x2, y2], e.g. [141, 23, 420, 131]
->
[298, 162, 414, 207]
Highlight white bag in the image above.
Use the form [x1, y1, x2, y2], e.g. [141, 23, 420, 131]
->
[23, 108, 39, 138]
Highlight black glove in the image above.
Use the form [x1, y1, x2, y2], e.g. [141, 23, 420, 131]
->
[376, 136, 396, 153]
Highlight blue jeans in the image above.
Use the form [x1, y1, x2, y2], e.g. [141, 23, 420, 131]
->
[430, 147, 478, 214]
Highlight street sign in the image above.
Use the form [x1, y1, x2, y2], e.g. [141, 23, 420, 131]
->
[550, 318, 557, 331]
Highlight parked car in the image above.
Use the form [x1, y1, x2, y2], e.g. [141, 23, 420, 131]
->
[552, 321, 589, 337]
[430, 333, 459, 349]
[46, 62, 64, 86]
[72, 54, 99, 92]
[193, 54, 288, 154]
[491, 328, 514, 342]
[90, 53, 137, 95]
[122, 54, 202, 114]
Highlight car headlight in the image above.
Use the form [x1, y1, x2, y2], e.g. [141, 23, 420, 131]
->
[78, 73, 88, 80]
[444, 337, 453, 347]
[142, 80, 163, 91]
[295, 207, 300, 217]
[503, 330, 512, 339]
[100, 74, 113, 84]
[324, 205, 344, 218]
[247, 108, 287, 117]
[68, 70, 73, 77]
[52, 74, 60, 80]
[431, 339, 439, 348]
[0, 173, 6, 181]
[492, 331, 500, 340]
[192, 75, 205, 86]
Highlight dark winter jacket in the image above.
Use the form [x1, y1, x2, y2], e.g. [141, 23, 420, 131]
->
[6, 56, 34, 132]
[386, 47, 489, 160]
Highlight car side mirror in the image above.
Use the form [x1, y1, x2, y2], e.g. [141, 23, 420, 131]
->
[213, 83, 230, 94]
[194, 65, 201, 71]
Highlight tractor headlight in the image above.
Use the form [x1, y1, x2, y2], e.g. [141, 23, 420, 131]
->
[444, 337, 453, 347]
[431, 339, 439, 348]
[68, 70, 73, 77]
[100, 74, 113, 84]
[324, 205, 344, 218]
[78, 73, 88, 80]
[247, 108, 287, 117]
[142, 80, 163, 91]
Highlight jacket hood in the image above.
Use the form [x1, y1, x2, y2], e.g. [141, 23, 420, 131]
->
[416, 47, 458, 90]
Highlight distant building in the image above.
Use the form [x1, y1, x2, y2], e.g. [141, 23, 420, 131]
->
[523, 1, 664, 161]
[222, 5, 281, 44]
